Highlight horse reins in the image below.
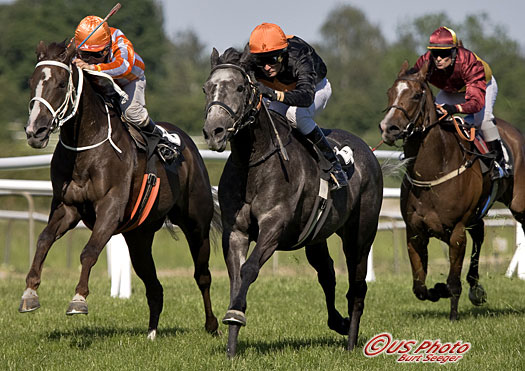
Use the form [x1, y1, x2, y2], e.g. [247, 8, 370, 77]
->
[30, 60, 122, 153]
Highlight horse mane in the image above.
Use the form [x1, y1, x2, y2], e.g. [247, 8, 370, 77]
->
[218, 46, 257, 72]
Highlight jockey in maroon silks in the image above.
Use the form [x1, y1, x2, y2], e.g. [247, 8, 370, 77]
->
[411, 26, 509, 180]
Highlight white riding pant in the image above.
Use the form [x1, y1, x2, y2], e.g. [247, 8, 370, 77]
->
[435, 76, 500, 141]
[121, 76, 149, 127]
[268, 78, 332, 135]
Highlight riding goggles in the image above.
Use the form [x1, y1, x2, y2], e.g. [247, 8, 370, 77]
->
[255, 52, 285, 67]
[430, 48, 453, 59]
[78, 46, 110, 60]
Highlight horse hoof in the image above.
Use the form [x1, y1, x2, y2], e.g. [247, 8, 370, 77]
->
[222, 309, 246, 326]
[469, 284, 487, 306]
[328, 316, 350, 335]
[147, 329, 157, 341]
[66, 295, 88, 315]
[206, 316, 220, 334]
[19, 296, 41, 313]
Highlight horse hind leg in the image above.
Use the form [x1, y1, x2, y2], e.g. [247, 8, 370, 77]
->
[178, 218, 219, 335]
[305, 242, 349, 336]
[466, 222, 487, 306]
[20, 203, 80, 313]
[123, 229, 163, 340]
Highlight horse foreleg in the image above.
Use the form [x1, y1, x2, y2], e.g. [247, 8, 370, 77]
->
[305, 242, 349, 336]
[19, 203, 80, 312]
[406, 229, 431, 301]
[123, 229, 163, 339]
[444, 224, 467, 321]
[67, 209, 120, 315]
[466, 221, 487, 306]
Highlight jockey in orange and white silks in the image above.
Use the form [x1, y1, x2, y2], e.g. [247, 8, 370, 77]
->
[411, 26, 508, 180]
[73, 15, 148, 128]
[248, 22, 347, 189]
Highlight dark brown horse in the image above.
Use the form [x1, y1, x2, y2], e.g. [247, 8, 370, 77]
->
[202, 48, 383, 356]
[379, 61, 525, 320]
[19, 41, 219, 339]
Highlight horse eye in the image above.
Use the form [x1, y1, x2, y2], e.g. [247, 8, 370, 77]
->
[59, 82, 67, 89]
[237, 85, 244, 92]
[412, 92, 422, 100]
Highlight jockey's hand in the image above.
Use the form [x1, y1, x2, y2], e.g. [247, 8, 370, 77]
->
[72, 58, 96, 71]
[256, 82, 277, 101]
[441, 104, 458, 116]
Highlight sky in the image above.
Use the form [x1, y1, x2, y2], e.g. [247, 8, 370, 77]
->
[159, 0, 524, 53]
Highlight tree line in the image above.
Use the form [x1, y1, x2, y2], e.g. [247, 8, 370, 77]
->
[1, 0, 524, 148]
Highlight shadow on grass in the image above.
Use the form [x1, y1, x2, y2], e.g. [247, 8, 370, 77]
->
[406, 304, 525, 319]
[44, 326, 188, 349]
[212, 333, 362, 356]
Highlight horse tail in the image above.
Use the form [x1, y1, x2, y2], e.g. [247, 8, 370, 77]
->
[380, 156, 412, 179]
[210, 186, 223, 250]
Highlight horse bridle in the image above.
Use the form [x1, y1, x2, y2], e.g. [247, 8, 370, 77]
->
[205, 63, 261, 136]
[29, 60, 83, 132]
[29, 60, 122, 153]
[383, 78, 434, 141]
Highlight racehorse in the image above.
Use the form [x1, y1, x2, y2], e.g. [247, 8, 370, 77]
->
[379, 60, 525, 320]
[19, 40, 219, 339]
[202, 47, 383, 356]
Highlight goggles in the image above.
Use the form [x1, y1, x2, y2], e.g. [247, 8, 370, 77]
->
[430, 48, 453, 59]
[78, 46, 110, 60]
[255, 53, 284, 67]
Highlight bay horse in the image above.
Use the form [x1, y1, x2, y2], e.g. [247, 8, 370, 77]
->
[19, 41, 219, 339]
[202, 47, 383, 356]
[379, 61, 525, 320]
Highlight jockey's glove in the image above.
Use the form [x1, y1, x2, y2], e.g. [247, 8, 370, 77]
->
[256, 82, 278, 101]
[441, 104, 458, 116]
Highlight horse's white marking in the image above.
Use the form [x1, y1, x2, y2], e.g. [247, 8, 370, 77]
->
[147, 329, 157, 341]
[207, 69, 240, 118]
[379, 81, 409, 130]
[28, 67, 52, 125]
[72, 293, 86, 302]
[21, 288, 38, 299]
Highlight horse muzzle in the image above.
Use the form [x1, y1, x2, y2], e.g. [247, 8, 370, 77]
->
[25, 119, 51, 149]
[379, 121, 402, 146]
[202, 120, 229, 152]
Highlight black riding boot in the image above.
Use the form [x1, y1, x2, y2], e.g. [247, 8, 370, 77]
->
[306, 126, 348, 189]
[486, 139, 509, 180]
[142, 119, 177, 163]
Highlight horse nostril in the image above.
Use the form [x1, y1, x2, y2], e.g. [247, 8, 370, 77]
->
[388, 125, 400, 133]
[202, 129, 209, 140]
[34, 126, 48, 138]
[213, 127, 224, 137]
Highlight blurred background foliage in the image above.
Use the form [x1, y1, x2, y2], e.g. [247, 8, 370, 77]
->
[1, 0, 524, 153]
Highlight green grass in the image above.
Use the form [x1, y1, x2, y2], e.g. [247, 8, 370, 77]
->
[1, 271, 524, 370]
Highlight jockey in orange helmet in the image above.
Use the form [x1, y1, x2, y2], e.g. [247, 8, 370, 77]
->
[411, 26, 508, 180]
[73, 16, 176, 162]
[249, 23, 347, 189]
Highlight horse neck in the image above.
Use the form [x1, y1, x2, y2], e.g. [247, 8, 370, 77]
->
[59, 70, 119, 148]
[404, 96, 463, 177]
[229, 108, 281, 166]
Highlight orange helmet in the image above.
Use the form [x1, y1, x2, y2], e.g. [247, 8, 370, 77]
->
[249, 23, 288, 54]
[75, 16, 111, 52]
[427, 26, 458, 49]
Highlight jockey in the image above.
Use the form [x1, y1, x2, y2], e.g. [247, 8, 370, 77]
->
[411, 26, 509, 180]
[72, 16, 175, 161]
[248, 23, 348, 189]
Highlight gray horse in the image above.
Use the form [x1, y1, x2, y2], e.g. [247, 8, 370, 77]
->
[202, 47, 383, 357]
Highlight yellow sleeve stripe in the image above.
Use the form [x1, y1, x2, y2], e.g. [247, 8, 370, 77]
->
[276, 91, 285, 102]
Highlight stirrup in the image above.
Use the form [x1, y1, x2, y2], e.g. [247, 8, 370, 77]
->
[329, 166, 348, 190]
[490, 162, 508, 181]
[157, 144, 178, 164]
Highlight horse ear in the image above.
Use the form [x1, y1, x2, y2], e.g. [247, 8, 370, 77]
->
[64, 40, 77, 62]
[36, 40, 47, 62]
[416, 61, 429, 81]
[239, 43, 252, 68]
[398, 60, 410, 77]
[210, 48, 219, 68]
